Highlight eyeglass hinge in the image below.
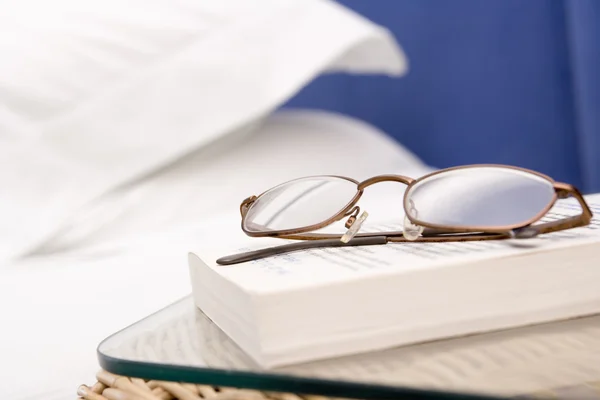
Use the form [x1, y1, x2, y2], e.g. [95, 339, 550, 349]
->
[556, 188, 571, 199]
[240, 195, 257, 216]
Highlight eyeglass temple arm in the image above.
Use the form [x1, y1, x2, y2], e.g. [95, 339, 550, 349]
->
[215, 231, 509, 265]
[526, 183, 593, 236]
[216, 236, 388, 265]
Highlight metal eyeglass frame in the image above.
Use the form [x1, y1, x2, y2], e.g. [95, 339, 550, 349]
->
[216, 164, 593, 265]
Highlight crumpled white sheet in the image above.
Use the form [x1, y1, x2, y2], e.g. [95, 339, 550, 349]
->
[0, 0, 407, 264]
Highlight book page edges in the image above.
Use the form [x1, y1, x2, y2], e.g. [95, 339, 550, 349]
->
[188, 252, 268, 366]
[229, 240, 600, 368]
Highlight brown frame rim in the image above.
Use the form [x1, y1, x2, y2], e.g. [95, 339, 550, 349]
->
[237, 164, 592, 240]
[218, 164, 593, 265]
[401, 164, 559, 233]
[240, 175, 363, 237]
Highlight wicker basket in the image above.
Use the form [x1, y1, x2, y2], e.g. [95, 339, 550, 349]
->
[78, 369, 600, 400]
[77, 370, 337, 400]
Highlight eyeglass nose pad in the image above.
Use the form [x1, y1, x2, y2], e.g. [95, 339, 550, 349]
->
[345, 215, 356, 228]
[403, 199, 423, 241]
[403, 216, 423, 241]
[342, 206, 360, 228]
[341, 210, 369, 243]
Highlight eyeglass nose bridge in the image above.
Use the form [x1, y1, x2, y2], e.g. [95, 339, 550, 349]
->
[357, 174, 415, 191]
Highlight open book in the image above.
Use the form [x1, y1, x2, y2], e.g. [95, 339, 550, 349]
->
[188, 193, 600, 369]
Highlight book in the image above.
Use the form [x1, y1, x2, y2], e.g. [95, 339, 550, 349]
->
[188, 193, 600, 369]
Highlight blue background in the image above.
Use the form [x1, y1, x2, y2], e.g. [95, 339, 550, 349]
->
[283, 0, 599, 193]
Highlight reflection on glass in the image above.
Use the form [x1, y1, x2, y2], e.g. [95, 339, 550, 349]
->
[405, 167, 555, 228]
[244, 176, 357, 232]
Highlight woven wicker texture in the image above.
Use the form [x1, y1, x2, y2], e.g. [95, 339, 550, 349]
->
[77, 369, 600, 400]
[77, 370, 338, 400]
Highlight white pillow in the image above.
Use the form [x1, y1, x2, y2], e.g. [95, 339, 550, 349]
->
[0, 0, 407, 263]
[28, 109, 433, 255]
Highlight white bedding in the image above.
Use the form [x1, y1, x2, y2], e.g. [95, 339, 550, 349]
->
[0, 1, 430, 398]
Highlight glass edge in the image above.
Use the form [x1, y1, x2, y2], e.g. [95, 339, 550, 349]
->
[95, 298, 508, 400]
[97, 352, 510, 400]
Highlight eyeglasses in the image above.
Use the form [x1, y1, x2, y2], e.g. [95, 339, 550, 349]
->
[216, 164, 593, 265]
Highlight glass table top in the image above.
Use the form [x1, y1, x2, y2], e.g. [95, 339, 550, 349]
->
[98, 295, 600, 400]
